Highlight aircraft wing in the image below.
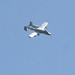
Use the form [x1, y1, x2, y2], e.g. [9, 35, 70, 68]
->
[28, 32, 38, 38]
[38, 22, 48, 30]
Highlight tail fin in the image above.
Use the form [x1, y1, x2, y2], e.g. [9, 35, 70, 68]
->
[24, 26, 28, 31]
[29, 21, 33, 26]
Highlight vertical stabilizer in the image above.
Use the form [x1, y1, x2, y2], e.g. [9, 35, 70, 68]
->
[29, 21, 33, 26]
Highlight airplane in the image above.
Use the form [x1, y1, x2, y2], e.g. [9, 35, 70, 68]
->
[24, 21, 51, 38]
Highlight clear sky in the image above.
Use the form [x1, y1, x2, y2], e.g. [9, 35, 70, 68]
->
[0, 0, 75, 75]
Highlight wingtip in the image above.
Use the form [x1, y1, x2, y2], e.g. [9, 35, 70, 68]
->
[28, 36, 31, 38]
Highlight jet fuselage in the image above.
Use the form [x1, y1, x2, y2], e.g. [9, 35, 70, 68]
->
[28, 26, 51, 35]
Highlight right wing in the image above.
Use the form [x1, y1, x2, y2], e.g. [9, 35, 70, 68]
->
[28, 32, 38, 38]
[38, 22, 48, 30]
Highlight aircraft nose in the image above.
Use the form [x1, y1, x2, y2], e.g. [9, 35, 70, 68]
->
[49, 32, 51, 36]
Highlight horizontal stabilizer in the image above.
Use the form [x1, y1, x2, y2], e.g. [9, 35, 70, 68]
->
[24, 26, 28, 31]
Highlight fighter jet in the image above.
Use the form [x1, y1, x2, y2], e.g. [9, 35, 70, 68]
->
[24, 21, 51, 38]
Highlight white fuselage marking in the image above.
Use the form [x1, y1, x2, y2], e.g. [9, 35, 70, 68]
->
[28, 26, 51, 35]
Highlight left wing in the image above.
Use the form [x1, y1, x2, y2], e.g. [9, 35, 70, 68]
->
[38, 22, 48, 30]
[28, 32, 38, 38]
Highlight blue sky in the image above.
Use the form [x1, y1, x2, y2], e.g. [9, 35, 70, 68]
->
[0, 0, 75, 75]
